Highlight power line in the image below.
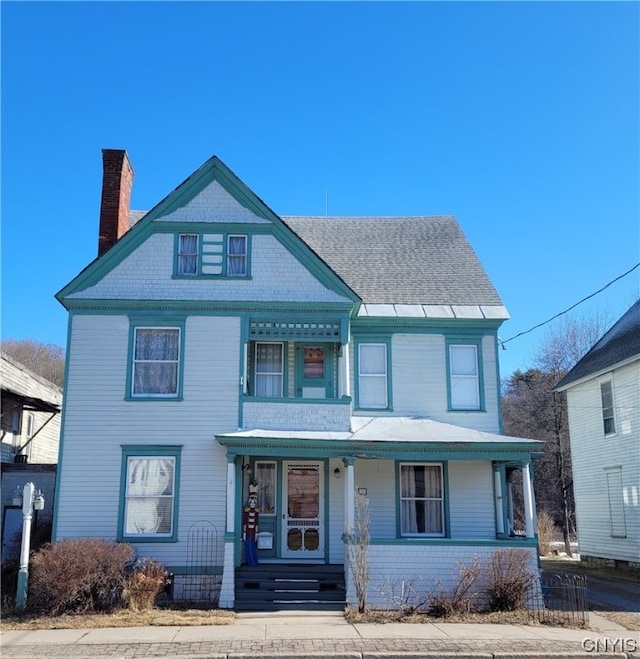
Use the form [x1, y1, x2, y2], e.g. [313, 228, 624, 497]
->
[500, 262, 640, 349]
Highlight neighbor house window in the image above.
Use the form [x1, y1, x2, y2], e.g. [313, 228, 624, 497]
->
[399, 463, 444, 536]
[177, 234, 198, 275]
[254, 343, 284, 397]
[605, 467, 626, 538]
[600, 381, 616, 436]
[227, 235, 247, 276]
[448, 343, 480, 410]
[119, 446, 181, 541]
[131, 326, 181, 398]
[357, 342, 388, 409]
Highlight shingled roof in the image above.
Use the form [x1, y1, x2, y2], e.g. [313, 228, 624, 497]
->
[556, 299, 640, 390]
[281, 216, 504, 307]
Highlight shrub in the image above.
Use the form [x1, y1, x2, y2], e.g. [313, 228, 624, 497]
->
[28, 538, 135, 615]
[537, 511, 558, 556]
[345, 494, 370, 613]
[485, 548, 537, 612]
[124, 558, 170, 611]
[428, 555, 482, 617]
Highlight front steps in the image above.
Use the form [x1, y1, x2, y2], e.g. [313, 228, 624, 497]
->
[235, 564, 346, 612]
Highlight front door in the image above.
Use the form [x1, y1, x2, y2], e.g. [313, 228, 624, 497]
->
[282, 461, 324, 559]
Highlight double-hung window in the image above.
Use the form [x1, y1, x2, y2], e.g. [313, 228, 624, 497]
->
[120, 446, 181, 541]
[177, 234, 198, 275]
[448, 342, 481, 410]
[600, 381, 616, 436]
[129, 324, 183, 398]
[227, 235, 247, 276]
[399, 463, 445, 536]
[254, 343, 284, 397]
[357, 342, 389, 409]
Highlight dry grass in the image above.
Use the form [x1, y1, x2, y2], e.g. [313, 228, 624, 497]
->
[0, 607, 235, 631]
[594, 611, 640, 632]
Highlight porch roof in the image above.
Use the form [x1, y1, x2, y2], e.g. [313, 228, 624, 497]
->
[216, 416, 542, 460]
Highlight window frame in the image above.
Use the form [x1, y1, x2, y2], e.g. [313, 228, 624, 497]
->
[446, 338, 484, 412]
[126, 318, 186, 401]
[254, 460, 277, 516]
[355, 339, 391, 410]
[117, 445, 182, 543]
[177, 233, 199, 276]
[600, 380, 616, 437]
[397, 462, 446, 538]
[174, 231, 250, 279]
[253, 341, 285, 398]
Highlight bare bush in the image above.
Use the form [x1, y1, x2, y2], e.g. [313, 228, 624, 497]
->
[485, 549, 537, 611]
[345, 494, 370, 613]
[28, 539, 135, 615]
[537, 511, 558, 556]
[428, 555, 482, 617]
[125, 558, 170, 611]
[376, 574, 431, 615]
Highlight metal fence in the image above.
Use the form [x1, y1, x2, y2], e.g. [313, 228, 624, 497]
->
[528, 572, 589, 626]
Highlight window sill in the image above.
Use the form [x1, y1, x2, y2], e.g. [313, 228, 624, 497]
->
[125, 396, 183, 402]
[119, 536, 180, 543]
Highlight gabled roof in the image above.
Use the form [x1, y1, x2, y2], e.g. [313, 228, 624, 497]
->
[282, 216, 505, 308]
[556, 299, 640, 390]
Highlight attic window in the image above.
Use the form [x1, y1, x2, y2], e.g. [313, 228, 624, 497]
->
[175, 232, 249, 278]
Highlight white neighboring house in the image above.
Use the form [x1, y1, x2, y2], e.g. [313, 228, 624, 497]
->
[53, 150, 542, 611]
[555, 300, 640, 569]
[1, 352, 62, 561]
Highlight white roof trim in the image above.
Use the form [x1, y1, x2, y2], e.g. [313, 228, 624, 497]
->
[357, 304, 509, 320]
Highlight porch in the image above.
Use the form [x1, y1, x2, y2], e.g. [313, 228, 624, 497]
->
[215, 416, 543, 610]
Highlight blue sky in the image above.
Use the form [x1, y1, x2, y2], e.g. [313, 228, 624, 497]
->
[2, 1, 638, 379]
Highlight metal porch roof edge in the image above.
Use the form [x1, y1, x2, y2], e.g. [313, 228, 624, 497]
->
[216, 416, 541, 452]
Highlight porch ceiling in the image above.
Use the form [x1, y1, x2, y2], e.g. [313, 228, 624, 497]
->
[216, 416, 542, 460]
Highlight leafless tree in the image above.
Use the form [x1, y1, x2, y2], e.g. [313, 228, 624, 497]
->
[2, 339, 65, 387]
[502, 311, 613, 557]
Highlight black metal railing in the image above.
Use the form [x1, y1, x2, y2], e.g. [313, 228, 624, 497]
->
[528, 572, 589, 626]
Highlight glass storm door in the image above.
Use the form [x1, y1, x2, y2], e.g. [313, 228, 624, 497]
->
[282, 461, 324, 559]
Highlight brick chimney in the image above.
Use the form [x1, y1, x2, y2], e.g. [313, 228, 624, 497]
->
[98, 149, 134, 256]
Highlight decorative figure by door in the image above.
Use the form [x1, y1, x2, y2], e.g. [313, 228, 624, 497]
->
[243, 482, 259, 566]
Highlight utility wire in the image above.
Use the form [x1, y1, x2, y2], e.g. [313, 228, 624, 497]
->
[500, 262, 640, 349]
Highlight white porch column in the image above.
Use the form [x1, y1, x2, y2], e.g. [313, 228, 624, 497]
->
[344, 457, 355, 531]
[339, 342, 351, 398]
[219, 454, 237, 609]
[521, 461, 535, 539]
[493, 468, 505, 535]
[226, 457, 236, 534]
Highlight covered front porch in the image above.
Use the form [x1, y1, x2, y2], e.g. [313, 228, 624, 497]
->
[215, 417, 542, 610]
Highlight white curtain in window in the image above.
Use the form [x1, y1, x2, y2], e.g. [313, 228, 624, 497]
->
[256, 462, 276, 515]
[227, 236, 246, 276]
[133, 329, 179, 395]
[401, 465, 443, 535]
[125, 458, 174, 534]
[450, 345, 479, 409]
[178, 234, 198, 275]
[359, 344, 387, 408]
[255, 343, 283, 397]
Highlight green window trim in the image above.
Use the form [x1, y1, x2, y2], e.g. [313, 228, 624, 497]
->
[117, 445, 182, 543]
[354, 337, 392, 411]
[125, 317, 186, 401]
[445, 337, 485, 412]
[173, 231, 251, 279]
[396, 461, 449, 538]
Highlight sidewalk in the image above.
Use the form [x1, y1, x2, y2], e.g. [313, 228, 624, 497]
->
[1, 611, 638, 659]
